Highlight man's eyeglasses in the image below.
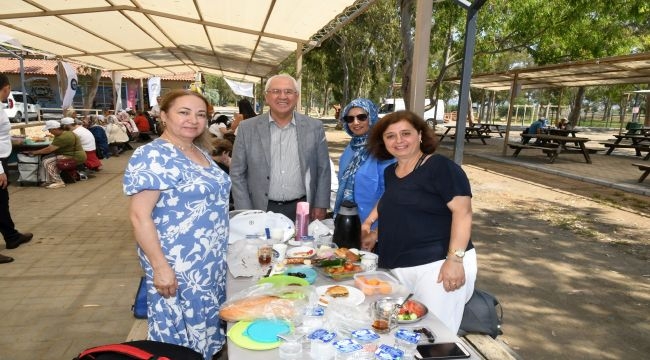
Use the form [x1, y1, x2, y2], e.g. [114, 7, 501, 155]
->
[266, 89, 298, 96]
[343, 113, 369, 123]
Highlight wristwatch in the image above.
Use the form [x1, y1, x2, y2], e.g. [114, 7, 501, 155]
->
[449, 249, 466, 259]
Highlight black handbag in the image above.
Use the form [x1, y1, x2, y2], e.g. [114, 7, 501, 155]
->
[74, 340, 203, 360]
[458, 288, 503, 339]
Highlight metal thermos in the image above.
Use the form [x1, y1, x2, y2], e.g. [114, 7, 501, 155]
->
[333, 200, 361, 249]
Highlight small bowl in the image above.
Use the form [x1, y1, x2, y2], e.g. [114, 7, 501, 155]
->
[372, 297, 429, 324]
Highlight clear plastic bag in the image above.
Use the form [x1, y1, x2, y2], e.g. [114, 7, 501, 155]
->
[219, 283, 312, 322]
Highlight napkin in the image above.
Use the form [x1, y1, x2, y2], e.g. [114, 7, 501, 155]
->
[227, 240, 262, 278]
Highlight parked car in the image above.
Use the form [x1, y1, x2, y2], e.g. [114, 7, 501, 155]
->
[1, 91, 42, 122]
[378, 98, 445, 128]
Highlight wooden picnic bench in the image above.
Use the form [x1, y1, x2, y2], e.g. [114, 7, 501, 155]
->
[600, 134, 650, 159]
[462, 334, 519, 360]
[441, 125, 492, 144]
[512, 134, 594, 163]
[632, 163, 650, 183]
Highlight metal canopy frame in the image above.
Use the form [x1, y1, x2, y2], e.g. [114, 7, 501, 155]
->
[0, 0, 375, 82]
[447, 52, 650, 91]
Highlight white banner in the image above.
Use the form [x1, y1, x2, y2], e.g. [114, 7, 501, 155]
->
[224, 78, 254, 98]
[147, 77, 161, 106]
[112, 71, 122, 111]
[56, 61, 77, 111]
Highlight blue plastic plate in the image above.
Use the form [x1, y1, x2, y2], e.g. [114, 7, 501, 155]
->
[244, 319, 291, 343]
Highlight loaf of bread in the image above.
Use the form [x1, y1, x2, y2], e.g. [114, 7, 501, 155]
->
[219, 295, 297, 322]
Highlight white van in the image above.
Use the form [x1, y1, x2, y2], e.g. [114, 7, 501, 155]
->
[1, 91, 41, 122]
[378, 98, 445, 128]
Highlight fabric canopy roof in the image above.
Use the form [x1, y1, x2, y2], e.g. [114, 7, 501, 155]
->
[447, 52, 650, 91]
[0, 0, 373, 81]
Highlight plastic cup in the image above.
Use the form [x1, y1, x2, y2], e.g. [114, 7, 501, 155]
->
[270, 228, 285, 242]
[360, 253, 378, 272]
[272, 243, 288, 262]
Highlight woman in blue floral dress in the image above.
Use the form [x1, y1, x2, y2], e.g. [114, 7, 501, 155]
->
[124, 90, 231, 359]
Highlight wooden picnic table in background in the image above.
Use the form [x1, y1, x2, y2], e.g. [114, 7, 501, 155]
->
[508, 134, 594, 163]
[599, 133, 650, 160]
[439, 125, 492, 144]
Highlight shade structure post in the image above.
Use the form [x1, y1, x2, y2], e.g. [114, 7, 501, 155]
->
[408, 0, 433, 117]
[452, 0, 486, 164]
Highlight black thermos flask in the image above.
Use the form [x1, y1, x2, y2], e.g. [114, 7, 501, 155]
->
[333, 200, 361, 249]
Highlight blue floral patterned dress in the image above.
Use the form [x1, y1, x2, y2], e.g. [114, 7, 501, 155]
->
[123, 139, 231, 359]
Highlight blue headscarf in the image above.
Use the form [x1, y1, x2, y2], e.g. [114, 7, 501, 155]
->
[334, 98, 379, 216]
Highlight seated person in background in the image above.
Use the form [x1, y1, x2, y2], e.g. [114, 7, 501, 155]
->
[556, 117, 569, 130]
[105, 115, 130, 156]
[133, 111, 152, 141]
[211, 138, 234, 211]
[211, 138, 232, 174]
[208, 115, 232, 139]
[117, 110, 138, 142]
[61, 117, 102, 171]
[26, 120, 86, 189]
[522, 117, 547, 144]
[84, 115, 110, 160]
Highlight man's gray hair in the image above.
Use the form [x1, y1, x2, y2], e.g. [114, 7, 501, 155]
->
[265, 74, 299, 93]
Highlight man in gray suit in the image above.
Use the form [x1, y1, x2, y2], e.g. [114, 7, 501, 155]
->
[230, 74, 331, 221]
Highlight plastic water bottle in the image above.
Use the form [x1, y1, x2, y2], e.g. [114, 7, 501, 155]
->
[333, 200, 361, 249]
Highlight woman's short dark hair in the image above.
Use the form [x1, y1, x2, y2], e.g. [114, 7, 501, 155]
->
[368, 110, 438, 160]
[0, 74, 9, 89]
[237, 98, 257, 119]
[213, 114, 229, 125]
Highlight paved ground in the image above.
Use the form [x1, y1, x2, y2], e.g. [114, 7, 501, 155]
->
[1, 121, 648, 360]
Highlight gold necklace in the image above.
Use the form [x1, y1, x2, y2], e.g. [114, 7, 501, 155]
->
[162, 135, 194, 152]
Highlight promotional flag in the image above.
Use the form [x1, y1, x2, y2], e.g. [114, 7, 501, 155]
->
[147, 77, 161, 106]
[56, 61, 77, 111]
[224, 78, 254, 98]
[112, 71, 122, 111]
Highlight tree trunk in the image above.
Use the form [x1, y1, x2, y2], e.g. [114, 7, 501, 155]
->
[399, 0, 414, 109]
[568, 86, 585, 127]
[82, 69, 102, 114]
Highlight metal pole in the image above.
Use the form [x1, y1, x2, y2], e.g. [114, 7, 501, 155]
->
[452, 1, 485, 164]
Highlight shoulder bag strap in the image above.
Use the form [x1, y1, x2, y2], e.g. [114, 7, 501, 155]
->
[75, 343, 171, 360]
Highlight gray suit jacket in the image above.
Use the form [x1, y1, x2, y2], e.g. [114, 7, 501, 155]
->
[230, 112, 331, 211]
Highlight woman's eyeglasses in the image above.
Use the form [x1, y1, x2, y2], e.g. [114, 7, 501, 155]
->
[343, 113, 369, 123]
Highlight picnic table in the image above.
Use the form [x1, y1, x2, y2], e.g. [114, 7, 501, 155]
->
[225, 244, 484, 360]
[600, 134, 650, 160]
[546, 128, 579, 137]
[509, 134, 594, 163]
[440, 125, 492, 144]
[476, 123, 505, 137]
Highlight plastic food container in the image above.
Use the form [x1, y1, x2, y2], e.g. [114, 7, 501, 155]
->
[309, 329, 337, 360]
[393, 328, 421, 358]
[353, 271, 399, 296]
[332, 339, 363, 359]
[374, 344, 404, 360]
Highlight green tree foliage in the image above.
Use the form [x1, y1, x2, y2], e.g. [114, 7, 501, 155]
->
[277, 0, 649, 121]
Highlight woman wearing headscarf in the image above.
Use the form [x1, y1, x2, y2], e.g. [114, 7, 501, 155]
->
[334, 98, 395, 247]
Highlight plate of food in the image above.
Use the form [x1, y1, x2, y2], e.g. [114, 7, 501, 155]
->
[316, 285, 365, 306]
[315, 261, 365, 281]
[286, 246, 316, 259]
[396, 299, 429, 323]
